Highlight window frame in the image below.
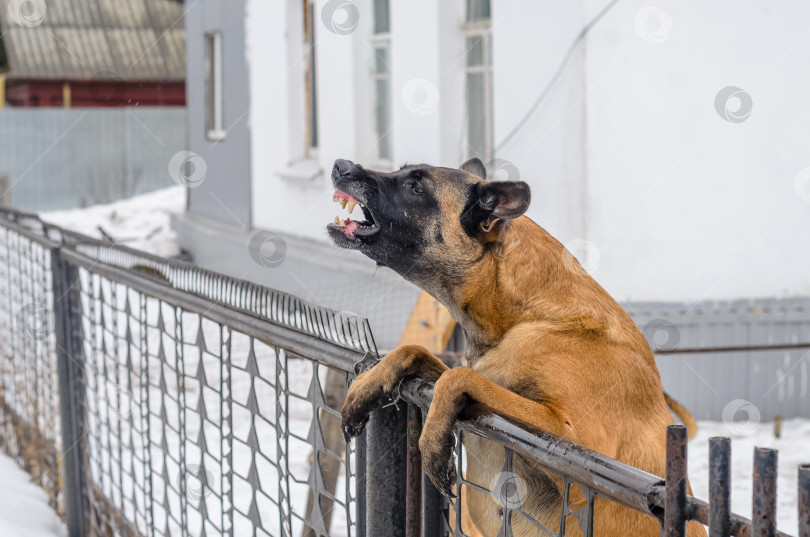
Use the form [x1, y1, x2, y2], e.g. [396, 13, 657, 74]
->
[304, 0, 319, 155]
[371, 2, 392, 166]
[205, 31, 226, 142]
[463, 16, 493, 162]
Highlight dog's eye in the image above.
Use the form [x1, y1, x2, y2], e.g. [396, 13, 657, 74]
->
[411, 182, 424, 194]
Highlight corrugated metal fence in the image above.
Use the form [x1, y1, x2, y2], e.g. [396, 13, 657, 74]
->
[628, 299, 810, 421]
[0, 107, 186, 211]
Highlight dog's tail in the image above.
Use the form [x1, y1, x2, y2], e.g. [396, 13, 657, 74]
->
[664, 392, 698, 440]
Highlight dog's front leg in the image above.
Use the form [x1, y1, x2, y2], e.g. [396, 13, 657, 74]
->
[420, 366, 568, 497]
[341, 344, 449, 441]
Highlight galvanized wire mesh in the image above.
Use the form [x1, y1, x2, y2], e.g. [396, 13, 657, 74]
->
[0, 207, 370, 537]
[74, 268, 360, 537]
[0, 224, 64, 517]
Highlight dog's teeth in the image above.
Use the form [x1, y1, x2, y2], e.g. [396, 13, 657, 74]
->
[333, 195, 338, 202]
[347, 201, 357, 214]
[340, 199, 348, 209]
[334, 216, 340, 224]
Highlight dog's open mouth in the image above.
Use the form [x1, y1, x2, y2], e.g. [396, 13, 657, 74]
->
[327, 190, 379, 239]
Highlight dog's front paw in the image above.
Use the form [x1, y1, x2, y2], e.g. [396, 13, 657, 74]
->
[419, 430, 458, 498]
[340, 374, 386, 442]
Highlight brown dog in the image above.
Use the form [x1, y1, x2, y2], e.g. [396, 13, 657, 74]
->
[328, 158, 705, 537]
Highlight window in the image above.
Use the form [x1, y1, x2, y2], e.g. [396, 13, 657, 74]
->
[464, 0, 493, 162]
[372, 0, 392, 162]
[304, 1, 319, 153]
[205, 31, 225, 141]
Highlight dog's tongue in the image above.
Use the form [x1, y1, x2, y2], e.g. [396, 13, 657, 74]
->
[344, 219, 360, 237]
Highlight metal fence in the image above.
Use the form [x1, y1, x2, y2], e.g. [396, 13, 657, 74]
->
[0, 107, 185, 211]
[0, 205, 808, 537]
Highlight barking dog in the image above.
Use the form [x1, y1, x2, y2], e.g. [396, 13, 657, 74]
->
[329, 158, 705, 537]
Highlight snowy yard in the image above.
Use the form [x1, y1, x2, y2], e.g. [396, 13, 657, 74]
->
[689, 419, 810, 536]
[0, 451, 67, 537]
[0, 187, 806, 536]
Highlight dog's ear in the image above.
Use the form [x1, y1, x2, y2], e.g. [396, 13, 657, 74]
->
[463, 180, 531, 235]
[477, 180, 531, 220]
[460, 158, 487, 179]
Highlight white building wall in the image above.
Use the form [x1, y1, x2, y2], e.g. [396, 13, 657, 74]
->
[583, 0, 810, 301]
[243, 0, 810, 303]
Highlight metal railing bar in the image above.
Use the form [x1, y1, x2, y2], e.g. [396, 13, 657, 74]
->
[656, 343, 810, 355]
[58, 247, 367, 375]
[399, 377, 664, 517]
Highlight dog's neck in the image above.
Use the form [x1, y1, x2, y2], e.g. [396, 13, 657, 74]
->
[426, 218, 624, 366]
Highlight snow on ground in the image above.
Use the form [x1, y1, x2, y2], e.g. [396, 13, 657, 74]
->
[689, 418, 810, 536]
[0, 451, 67, 537]
[41, 186, 185, 258]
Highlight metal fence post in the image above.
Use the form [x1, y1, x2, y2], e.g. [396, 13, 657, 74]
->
[365, 400, 408, 537]
[708, 437, 731, 537]
[752, 448, 777, 537]
[665, 425, 688, 537]
[799, 464, 810, 537]
[51, 248, 86, 537]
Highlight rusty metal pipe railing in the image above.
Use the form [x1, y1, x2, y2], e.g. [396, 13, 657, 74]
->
[665, 425, 688, 537]
[398, 378, 665, 517]
[799, 464, 810, 537]
[753, 448, 778, 537]
[709, 437, 732, 537]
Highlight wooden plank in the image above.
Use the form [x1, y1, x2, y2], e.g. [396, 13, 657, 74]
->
[397, 291, 456, 352]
